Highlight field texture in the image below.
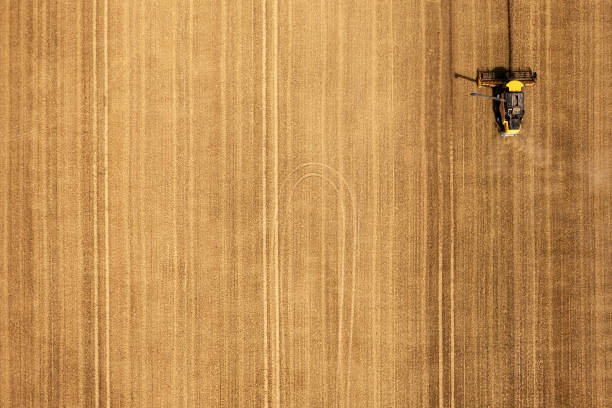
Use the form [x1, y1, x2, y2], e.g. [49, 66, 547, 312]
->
[1, 0, 610, 406]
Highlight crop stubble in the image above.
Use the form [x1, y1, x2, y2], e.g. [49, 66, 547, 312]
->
[0, 0, 610, 406]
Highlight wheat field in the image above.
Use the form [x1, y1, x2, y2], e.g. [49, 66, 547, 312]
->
[1, 0, 610, 406]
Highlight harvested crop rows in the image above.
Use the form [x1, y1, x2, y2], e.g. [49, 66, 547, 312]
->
[1, 0, 609, 406]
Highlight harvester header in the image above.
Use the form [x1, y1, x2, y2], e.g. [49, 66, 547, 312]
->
[477, 68, 537, 88]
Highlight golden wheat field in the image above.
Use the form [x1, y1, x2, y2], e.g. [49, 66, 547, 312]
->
[1, 0, 610, 406]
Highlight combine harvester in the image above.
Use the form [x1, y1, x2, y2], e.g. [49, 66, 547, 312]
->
[470, 68, 537, 137]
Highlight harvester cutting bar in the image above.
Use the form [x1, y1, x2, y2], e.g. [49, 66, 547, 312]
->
[508, 70, 537, 82]
[477, 68, 537, 88]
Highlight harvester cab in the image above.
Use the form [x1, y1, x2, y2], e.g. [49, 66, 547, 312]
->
[470, 68, 537, 136]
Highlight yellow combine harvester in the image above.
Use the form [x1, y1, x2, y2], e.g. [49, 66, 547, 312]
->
[470, 68, 537, 136]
